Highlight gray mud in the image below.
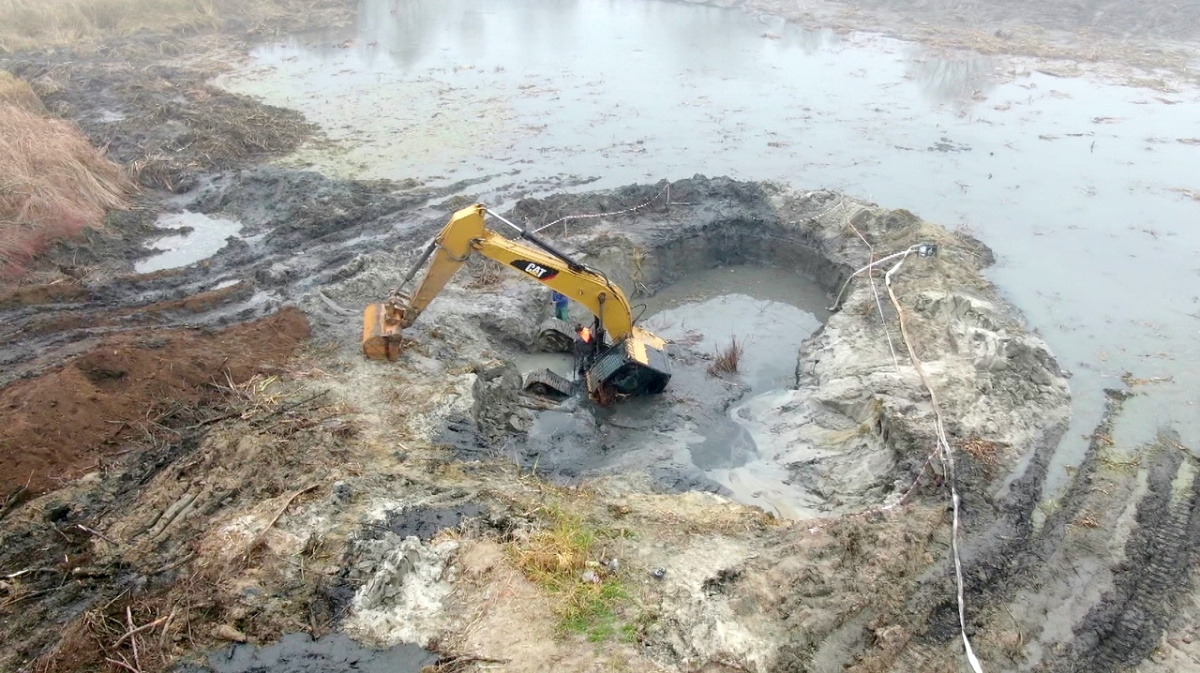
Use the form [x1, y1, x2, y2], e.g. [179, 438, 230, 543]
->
[178, 632, 434, 673]
[368, 504, 487, 542]
[0, 167, 448, 388]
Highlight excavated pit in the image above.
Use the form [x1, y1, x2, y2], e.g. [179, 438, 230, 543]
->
[430, 179, 1044, 522]
[511, 218, 849, 516]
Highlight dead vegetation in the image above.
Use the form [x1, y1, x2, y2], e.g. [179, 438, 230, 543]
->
[745, 0, 1200, 86]
[960, 436, 1002, 465]
[466, 257, 504, 289]
[0, 0, 219, 53]
[0, 72, 131, 277]
[128, 89, 315, 190]
[9, 373, 349, 673]
[707, 337, 744, 375]
[0, 0, 355, 54]
[1170, 188, 1200, 202]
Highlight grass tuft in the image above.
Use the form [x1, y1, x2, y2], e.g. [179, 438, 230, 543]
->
[0, 70, 45, 112]
[707, 336, 744, 375]
[509, 504, 629, 640]
[0, 73, 131, 277]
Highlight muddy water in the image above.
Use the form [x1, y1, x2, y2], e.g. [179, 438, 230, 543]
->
[219, 0, 1200, 499]
[643, 267, 828, 514]
[642, 266, 829, 391]
[182, 632, 434, 673]
[136, 212, 244, 274]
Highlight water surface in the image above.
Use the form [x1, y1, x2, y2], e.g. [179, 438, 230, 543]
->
[137, 212, 244, 274]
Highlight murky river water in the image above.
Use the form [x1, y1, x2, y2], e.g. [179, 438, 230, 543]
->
[218, 0, 1200, 501]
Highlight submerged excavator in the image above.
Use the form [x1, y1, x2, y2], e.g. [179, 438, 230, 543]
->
[361, 204, 671, 403]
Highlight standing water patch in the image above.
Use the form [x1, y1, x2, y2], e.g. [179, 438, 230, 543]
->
[136, 212, 244, 274]
[181, 632, 435, 673]
[640, 266, 832, 515]
[642, 266, 828, 391]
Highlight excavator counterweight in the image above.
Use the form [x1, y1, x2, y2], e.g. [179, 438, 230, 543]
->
[360, 204, 671, 402]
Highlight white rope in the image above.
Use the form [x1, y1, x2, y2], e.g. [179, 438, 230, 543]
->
[884, 252, 985, 673]
[828, 245, 923, 311]
[846, 220, 902, 372]
[532, 182, 672, 234]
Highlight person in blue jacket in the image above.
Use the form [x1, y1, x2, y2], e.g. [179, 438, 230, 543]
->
[551, 290, 570, 321]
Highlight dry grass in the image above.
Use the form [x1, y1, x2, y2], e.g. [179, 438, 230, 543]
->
[707, 337, 744, 375]
[509, 504, 629, 640]
[0, 0, 354, 54]
[0, 73, 131, 277]
[0, 71, 45, 112]
[0, 0, 221, 53]
[960, 436, 1002, 465]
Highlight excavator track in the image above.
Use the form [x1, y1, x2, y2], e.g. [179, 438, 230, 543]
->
[533, 318, 575, 353]
[522, 368, 575, 398]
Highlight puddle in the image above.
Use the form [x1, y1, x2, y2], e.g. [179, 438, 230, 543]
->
[220, 0, 1200, 499]
[181, 632, 435, 673]
[136, 212, 244, 274]
[512, 352, 575, 380]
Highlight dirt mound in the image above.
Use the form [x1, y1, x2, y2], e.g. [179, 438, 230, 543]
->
[0, 307, 310, 499]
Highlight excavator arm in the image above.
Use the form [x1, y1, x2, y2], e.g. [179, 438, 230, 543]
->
[393, 204, 636, 339]
[361, 204, 671, 400]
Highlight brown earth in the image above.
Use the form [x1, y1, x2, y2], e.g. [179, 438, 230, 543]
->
[0, 307, 310, 499]
[0, 280, 89, 309]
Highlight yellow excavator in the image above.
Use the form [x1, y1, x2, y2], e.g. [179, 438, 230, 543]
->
[362, 204, 671, 403]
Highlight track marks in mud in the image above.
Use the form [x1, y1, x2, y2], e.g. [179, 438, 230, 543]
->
[1064, 441, 1200, 673]
[953, 384, 1200, 672]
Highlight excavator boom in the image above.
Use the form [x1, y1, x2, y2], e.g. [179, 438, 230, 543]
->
[362, 204, 671, 400]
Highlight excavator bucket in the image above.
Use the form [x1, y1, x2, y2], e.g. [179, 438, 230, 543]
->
[362, 302, 405, 361]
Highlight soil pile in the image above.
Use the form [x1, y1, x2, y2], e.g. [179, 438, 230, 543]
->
[0, 307, 310, 499]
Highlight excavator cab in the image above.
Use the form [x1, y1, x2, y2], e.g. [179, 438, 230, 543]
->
[586, 328, 672, 397]
[361, 204, 671, 403]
